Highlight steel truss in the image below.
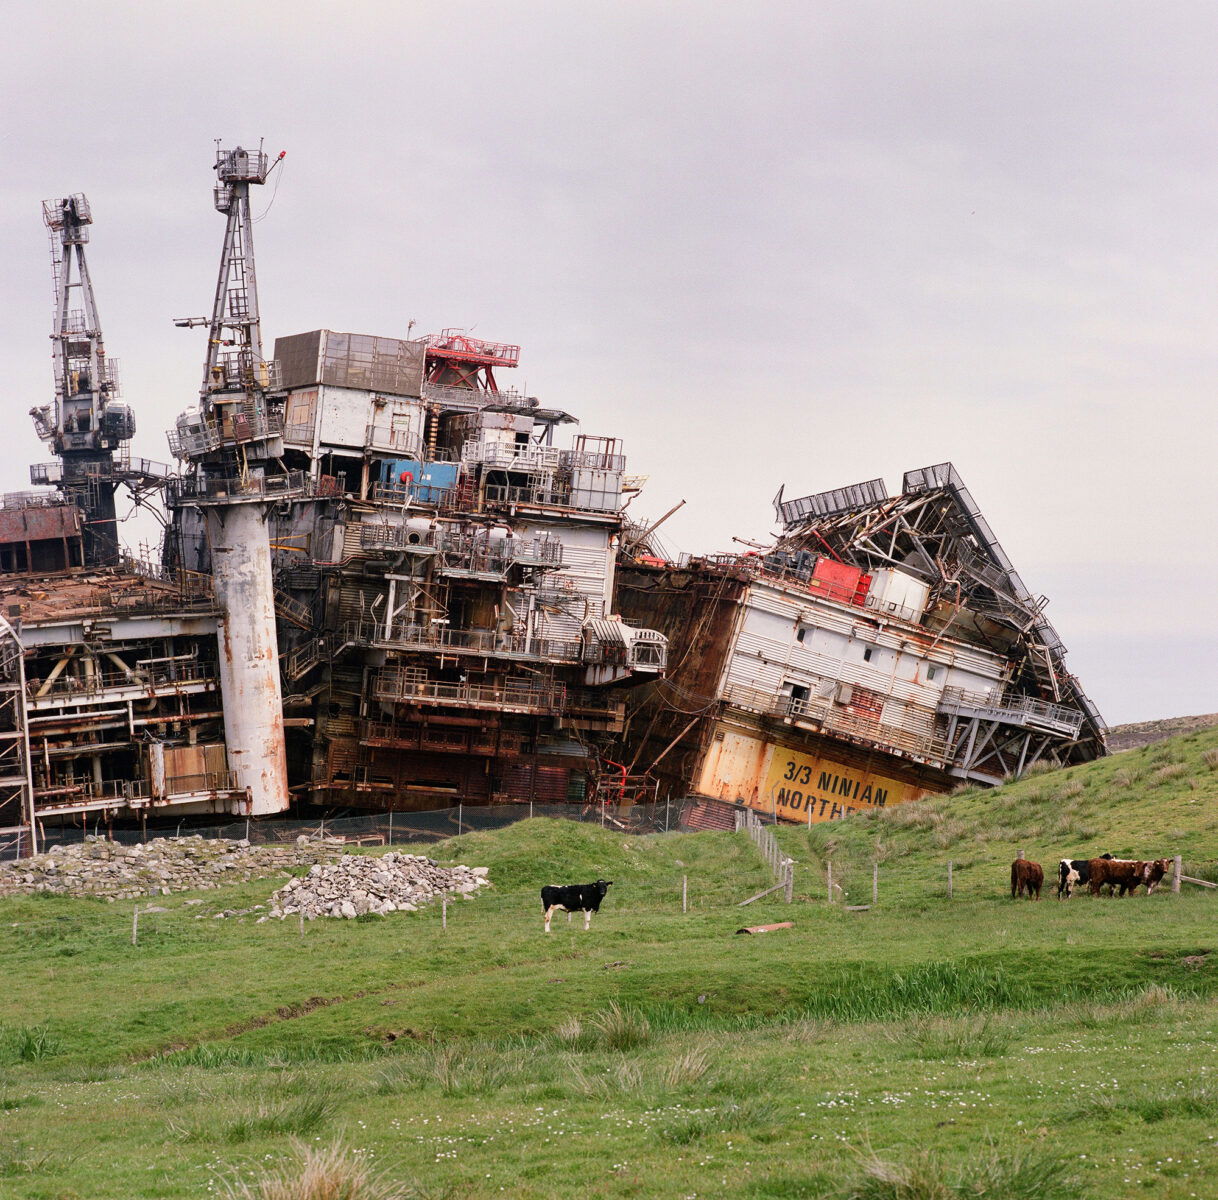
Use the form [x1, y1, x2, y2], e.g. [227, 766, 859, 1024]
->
[776, 461, 1106, 765]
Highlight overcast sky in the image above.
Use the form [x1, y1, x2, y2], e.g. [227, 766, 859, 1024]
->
[2, 1, 1215, 726]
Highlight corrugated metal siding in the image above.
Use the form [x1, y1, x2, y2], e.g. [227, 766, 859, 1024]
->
[719, 581, 1007, 741]
[518, 521, 612, 642]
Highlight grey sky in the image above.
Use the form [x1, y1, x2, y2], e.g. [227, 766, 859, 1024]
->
[2, 1, 1214, 725]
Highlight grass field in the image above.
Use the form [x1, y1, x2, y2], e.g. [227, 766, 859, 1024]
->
[2, 728, 1217, 1199]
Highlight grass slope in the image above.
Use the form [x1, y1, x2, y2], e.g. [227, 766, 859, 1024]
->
[1, 729, 1216, 1199]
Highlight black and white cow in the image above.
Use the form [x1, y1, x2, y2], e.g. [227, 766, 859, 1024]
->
[1057, 852, 1114, 898]
[541, 879, 612, 933]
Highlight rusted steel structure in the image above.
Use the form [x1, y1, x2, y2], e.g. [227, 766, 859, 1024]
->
[4, 144, 668, 842]
[242, 329, 667, 811]
[166, 144, 296, 816]
[27, 194, 169, 568]
[6, 145, 1105, 843]
[615, 465, 1105, 824]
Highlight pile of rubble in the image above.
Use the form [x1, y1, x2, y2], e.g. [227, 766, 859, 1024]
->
[268, 853, 490, 920]
[0, 834, 346, 900]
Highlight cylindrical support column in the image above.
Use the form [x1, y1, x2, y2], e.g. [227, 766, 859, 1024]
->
[207, 502, 289, 816]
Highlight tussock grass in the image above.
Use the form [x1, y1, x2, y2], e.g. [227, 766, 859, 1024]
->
[161, 1040, 382, 1069]
[1071, 984, 1184, 1030]
[220, 1141, 420, 1199]
[884, 1013, 1011, 1060]
[220, 1092, 337, 1144]
[0, 1025, 61, 1065]
[376, 1043, 528, 1097]
[1068, 1081, 1218, 1125]
[586, 1001, 651, 1051]
[848, 1146, 1075, 1200]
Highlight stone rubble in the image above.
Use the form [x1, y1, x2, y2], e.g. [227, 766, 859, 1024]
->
[267, 853, 491, 921]
[0, 834, 347, 900]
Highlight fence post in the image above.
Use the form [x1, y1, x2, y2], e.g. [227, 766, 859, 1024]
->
[1173, 855, 1182, 894]
[948, 861, 954, 899]
[784, 861, 794, 903]
[529, 800, 534, 820]
[682, 875, 688, 913]
[245, 818, 251, 843]
[388, 811, 394, 845]
[827, 860, 833, 903]
[442, 894, 448, 931]
[873, 862, 879, 905]
[457, 803, 463, 835]
[131, 905, 139, 946]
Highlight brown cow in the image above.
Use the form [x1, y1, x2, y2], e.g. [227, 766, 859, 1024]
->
[1087, 857, 1173, 897]
[1011, 858, 1043, 900]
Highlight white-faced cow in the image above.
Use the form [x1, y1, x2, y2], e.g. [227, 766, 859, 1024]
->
[541, 879, 612, 933]
[1088, 857, 1174, 897]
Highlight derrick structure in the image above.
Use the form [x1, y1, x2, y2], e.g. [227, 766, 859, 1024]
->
[166, 144, 296, 816]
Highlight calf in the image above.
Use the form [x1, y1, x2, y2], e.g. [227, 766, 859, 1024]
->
[541, 879, 612, 933]
[1011, 858, 1043, 900]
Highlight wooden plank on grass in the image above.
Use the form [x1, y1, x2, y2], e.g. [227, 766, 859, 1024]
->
[738, 880, 788, 906]
[736, 922, 794, 935]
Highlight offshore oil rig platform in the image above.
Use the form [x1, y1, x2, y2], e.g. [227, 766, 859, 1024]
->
[0, 145, 1105, 852]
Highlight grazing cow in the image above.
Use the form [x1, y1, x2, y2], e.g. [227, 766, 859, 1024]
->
[541, 879, 612, 933]
[1011, 858, 1044, 900]
[1057, 853, 1115, 899]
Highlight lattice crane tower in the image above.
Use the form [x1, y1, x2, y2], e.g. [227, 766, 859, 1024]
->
[30, 195, 135, 565]
[167, 143, 294, 817]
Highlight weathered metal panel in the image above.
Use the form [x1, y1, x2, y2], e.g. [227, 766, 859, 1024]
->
[208, 503, 289, 816]
[0, 504, 81, 545]
[696, 728, 931, 820]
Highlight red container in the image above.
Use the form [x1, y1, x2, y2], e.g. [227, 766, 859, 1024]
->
[810, 558, 870, 605]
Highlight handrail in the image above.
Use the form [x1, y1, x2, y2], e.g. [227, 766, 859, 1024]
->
[937, 685, 1085, 735]
[724, 682, 947, 761]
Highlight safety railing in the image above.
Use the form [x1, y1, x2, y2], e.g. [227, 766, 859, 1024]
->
[343, 620, 584, 664]
[937, 686, 1085, 737]
[129, 770, 240, 799]
[168, 406, 284, 459]
[365, 425, 424, 455]
[484, 482, 572, 508]
[421, 382, 538, 412]
[372, 670, 568, 714]
[165, 469, 309, 505]
[723, 683, 947, 762]
[29, 663, 217, 701]
[461, 442, 564, 469]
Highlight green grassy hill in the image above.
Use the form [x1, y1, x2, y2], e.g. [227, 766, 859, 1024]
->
[2, 728, 1217, 1200]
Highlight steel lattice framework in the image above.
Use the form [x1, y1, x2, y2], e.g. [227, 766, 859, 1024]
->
[775, 462, 1106, 779]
